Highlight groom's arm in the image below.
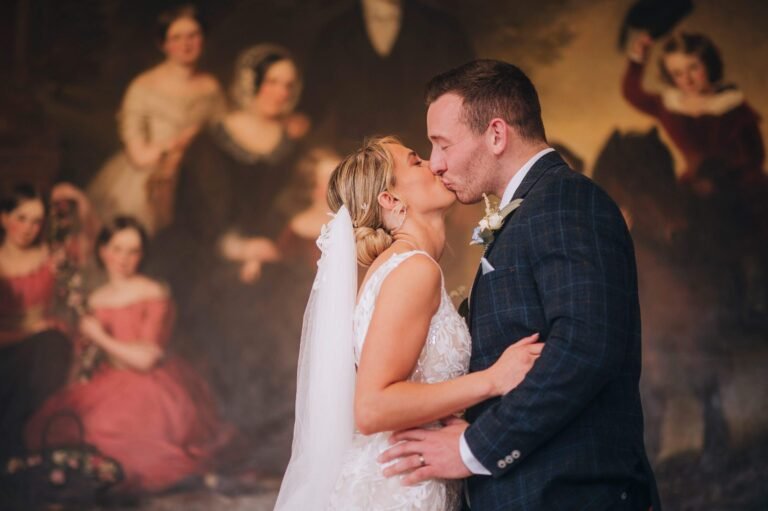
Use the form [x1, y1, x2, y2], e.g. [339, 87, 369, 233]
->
[464, 177, 637, 477]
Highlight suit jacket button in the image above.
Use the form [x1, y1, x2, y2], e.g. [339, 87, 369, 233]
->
[511, 450, 521, 459]
[504, 455, 514, 464]
[620, 491, 628, 500]
[497, 460, 507, 469]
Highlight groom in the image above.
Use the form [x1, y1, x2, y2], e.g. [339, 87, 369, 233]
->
[380, 60, 660, 510]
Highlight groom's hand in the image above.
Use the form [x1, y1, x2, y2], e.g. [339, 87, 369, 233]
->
[378, 417, 472, 485]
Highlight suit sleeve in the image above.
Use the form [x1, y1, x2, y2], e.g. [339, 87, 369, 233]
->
[464, 178, 637, 477]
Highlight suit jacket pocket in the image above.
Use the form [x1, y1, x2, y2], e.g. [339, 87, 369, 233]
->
[473, 266, 517, 321]
[479, 265, 515, 283]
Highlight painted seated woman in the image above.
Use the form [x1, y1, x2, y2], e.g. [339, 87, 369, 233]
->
[157, 45, 308, 473]
[25, 217, 233, 494]
[0, 184, 77, 459]
[171, 43, 308, 286]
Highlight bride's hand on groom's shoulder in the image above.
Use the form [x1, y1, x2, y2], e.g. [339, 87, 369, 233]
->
[485, 333, 543, 396]
[378, 417, 472, 484]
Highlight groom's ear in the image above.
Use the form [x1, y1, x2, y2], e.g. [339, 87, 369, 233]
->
[486, 118, 508, 156]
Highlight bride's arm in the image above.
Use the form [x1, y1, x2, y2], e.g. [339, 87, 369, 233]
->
[354, 256, 541, 435]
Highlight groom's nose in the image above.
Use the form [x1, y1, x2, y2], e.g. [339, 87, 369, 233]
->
[429, 151, 446, 176]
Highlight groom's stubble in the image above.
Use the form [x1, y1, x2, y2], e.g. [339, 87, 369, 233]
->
[454, 140, 498, 205]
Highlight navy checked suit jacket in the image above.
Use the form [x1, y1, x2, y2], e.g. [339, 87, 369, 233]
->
[463, 152, 659, 511]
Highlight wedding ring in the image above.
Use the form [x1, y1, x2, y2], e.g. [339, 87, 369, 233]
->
[418, 454, 426, 467]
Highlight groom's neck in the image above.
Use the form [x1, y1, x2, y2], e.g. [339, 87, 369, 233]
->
[493, 140, 550, 197]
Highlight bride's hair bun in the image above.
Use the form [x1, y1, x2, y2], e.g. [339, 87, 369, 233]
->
[327, 136, 401, 266]
[353, 226, 393, 267]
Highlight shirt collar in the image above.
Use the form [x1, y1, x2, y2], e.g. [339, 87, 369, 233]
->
[499, 147, 554, 208]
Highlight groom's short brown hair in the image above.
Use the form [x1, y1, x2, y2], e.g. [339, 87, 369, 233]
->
[425, 59, 546, 142]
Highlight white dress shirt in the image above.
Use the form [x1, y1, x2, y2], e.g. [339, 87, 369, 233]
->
[459, 146, 554, 476]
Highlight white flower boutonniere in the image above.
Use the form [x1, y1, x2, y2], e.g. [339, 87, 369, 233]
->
[470, 194, 524, 249]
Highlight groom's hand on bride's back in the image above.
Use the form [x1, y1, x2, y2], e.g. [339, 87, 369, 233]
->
[379, 417, 472, 484]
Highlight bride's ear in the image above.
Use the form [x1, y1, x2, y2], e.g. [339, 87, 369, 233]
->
[377, 191, 403, 231]
[377, 191, 398, 213]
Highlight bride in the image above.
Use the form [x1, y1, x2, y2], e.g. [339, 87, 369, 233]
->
[275, 136, 543, 510]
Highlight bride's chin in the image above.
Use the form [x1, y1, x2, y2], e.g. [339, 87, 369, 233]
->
[442, 191, 457, 209]
[436, 200, 456, 217]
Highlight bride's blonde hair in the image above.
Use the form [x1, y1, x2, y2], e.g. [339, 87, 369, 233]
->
[327, 136, 402, 267]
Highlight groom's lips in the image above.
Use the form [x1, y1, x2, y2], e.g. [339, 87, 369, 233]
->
[441, 179, 454, 190]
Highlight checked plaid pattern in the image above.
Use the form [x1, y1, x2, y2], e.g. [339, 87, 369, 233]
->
[463, 152, 659, 511]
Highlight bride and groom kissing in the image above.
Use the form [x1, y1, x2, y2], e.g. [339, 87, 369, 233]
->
[275, 60, 661, 510]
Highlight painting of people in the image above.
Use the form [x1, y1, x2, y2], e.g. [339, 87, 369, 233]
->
[0, 1, 766, 509]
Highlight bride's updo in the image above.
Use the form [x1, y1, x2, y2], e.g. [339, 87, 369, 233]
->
[327, 136, 401, 267]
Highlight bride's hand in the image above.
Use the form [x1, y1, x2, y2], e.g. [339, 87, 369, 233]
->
[485, 333, 542, 396]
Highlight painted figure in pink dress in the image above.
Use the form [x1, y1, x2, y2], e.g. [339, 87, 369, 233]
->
[26, 217, 233, 494]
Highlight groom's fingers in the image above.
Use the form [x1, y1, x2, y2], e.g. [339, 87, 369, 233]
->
[381, 454, 424, 478]
[379, 439, 422, 464]
[402, 466, 435, 485]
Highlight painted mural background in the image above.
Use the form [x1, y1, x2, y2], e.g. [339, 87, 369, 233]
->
[1, 1, 766, 509]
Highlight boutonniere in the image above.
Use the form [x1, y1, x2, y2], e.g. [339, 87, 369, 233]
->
[470, 194, 524, 248]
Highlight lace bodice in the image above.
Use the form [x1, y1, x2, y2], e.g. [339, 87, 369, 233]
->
[353, 250, 471, 384]
[327, 250, 470, 510]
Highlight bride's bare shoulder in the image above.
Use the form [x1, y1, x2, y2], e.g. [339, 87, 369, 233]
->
[376, 251, 441, 305]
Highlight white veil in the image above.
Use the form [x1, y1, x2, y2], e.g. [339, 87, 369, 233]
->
[274, 206, 358, 510]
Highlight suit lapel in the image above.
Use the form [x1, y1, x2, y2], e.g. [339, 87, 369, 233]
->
[511, 150, 564, 201]
[467, 151, 567, 325]
[482, 152, 564, 258]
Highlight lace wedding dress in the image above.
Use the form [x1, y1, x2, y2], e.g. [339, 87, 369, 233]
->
[326, 250, 471, 510]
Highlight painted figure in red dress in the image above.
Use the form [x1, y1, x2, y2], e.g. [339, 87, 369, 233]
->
[0, 184, 77, 460]
[623, 30, 767, 322]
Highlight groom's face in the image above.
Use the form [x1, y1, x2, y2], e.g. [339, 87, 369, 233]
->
[427, 93, 491, 204]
